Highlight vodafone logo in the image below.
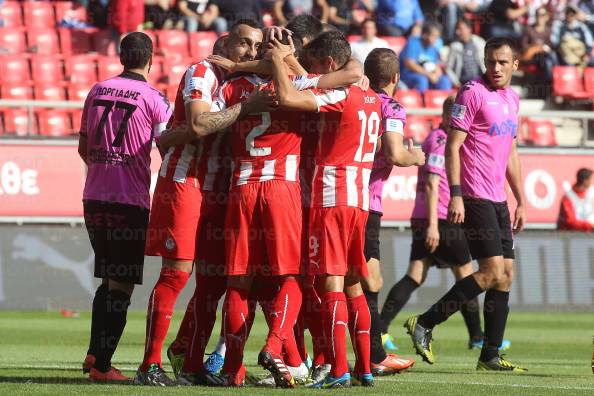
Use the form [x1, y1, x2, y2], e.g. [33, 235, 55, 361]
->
[383, 175, 418, 201]
[524, 169, 556, 210]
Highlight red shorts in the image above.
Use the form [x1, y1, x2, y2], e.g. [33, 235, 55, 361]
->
[145, 177, 201, 261]
[308, 206, 369, 277]
[225, 180, 302, 276]
[195, 192, 228, 277]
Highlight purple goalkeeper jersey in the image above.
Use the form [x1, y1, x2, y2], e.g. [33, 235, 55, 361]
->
[411, 128, 449, 220]
[81, 71, 172, 209]
[450, 76, 519, 202]
[368, 91, 406, 214]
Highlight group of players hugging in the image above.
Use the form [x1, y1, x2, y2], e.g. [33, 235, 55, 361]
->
[78, 12, 526, 389]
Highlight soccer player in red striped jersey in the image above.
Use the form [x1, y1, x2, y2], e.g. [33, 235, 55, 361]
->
[271, 31, 382, 388]
[136, 20, 275, 386]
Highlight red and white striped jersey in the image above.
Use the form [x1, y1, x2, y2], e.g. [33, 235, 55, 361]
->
[217, 74, 320, 188]
[310, 85, 382, 211]
[158, 59, 225, 187]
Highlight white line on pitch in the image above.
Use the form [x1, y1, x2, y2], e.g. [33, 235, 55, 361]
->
[380, 377, 593, 391]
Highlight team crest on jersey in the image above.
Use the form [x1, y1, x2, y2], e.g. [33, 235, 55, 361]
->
[240, 89, 251, 100]
[165, 237, 176, 251]
[436, 135, 446, 146]
[452, 104, 466, 120]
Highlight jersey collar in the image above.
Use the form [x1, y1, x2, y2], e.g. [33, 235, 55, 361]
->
[119, 70, 147, 82]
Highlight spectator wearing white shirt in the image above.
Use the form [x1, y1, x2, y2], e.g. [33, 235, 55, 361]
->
[351, 19, 389, 64]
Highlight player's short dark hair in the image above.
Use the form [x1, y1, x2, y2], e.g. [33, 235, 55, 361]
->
[212, 35, 228, 56]
[365, 48, 399, 89]
[322, 22, 340, 33]
[119, 32, 153, 70]
[485, 36, 518, 59]
[230, 18, 261, 32]
[286, 14, 323, 43]
[577, 168, 593, 185]
[422, 21, 441, 36]
[304, 31, 351, 69]
[285, 31, 304, 59]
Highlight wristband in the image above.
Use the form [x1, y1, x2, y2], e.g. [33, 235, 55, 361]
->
[450, 185, 462, 197]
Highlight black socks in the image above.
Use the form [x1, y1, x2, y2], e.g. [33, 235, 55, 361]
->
[460, 297, 484, 341]
[93, 289, 131, 372]
[480, 289, 509, 362]
[380, 275, 420, 334]
[87, 283, 108, 357]
[364, 290, 387, 364]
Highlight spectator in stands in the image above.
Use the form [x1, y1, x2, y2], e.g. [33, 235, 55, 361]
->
[551, 4, 594, 67]
[482, 0, 529, 40]
[400, 22, 452, 93]
[88, 0, 110, 28]
[578, 0, 594, 34]
[557, 168, 594, 231]
[109, 0, 144, 41]
[351, 18, 389, 64]
[445, 18, 485, 87]
[272, 0, 329, 26]
[286, 14, 324, 44]
[328, 0, 357, 35]
[201, 0, 262, 35]
[521, 5, 556, 86]
[145, 0, 180, 29]
[177, 0, 209, 31]
[376, 0, 424, 37]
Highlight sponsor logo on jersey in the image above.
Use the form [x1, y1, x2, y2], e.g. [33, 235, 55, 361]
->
[364, 95, 376, 104]
[488, 119, 517, 137]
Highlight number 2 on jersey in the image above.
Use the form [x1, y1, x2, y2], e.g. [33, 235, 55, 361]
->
[246, 112, 271, 156]
[92, 99, 137, 147]
[354, 110, 380, 162]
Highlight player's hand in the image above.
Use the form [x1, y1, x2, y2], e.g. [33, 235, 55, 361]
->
[357, 75, 370, 91]
[513, 204, 526, 234]
[448, 196, 465, 224]
[264, 26, 292, 42]
[245, 86, 278, 113]
[408, 139, 425, 166]
[425, 224, 440, 253]
[269, 37, 295, 61]
[207, 55, 237, 72]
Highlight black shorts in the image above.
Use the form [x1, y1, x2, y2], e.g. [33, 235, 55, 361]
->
[364, 211, 382, 261]
[83, 199, 150, 285]
[410, 219, 472, 267]
[462, 198, 515, 260]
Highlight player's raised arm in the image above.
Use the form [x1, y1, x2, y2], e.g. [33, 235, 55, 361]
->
[316, 58, 364, 89]
[506, 138, 526, 233]
[383, 135, 424, 167]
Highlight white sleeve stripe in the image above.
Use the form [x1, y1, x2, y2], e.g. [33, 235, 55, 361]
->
[314, 89, 348, 111]
[181, 64, 197, 98]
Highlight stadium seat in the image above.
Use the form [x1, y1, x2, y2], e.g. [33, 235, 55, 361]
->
[35, 84, 66, 101]
[97, 56, 122, 81]
[0, 27, 27, 54]
[70, 109, 83, 132]
[0, 56, 31, 84]
[552, 66, 590, 99]
[424, 89, 452, 108]
[164, 84, 178, 104]
[0, 1, 23, 27]
[583, 67, 594, 95]
[1, 108, 36, 135]
[23, 1, 55, 28]
[67, 83, 92, 101]
[37, 110, 72, 136]
[31, 56, 65, 84]
[405, 115, 431, 143]
[58, 27, 93, 56]
[163, 59, 191, 85]
[383, 36, 406, 54]
[1, 83, 33, 100]
[395, 89, 423, 109]
[92, 29, 118, 56]
[526, 119, 557, 146]
[189, 31, 218, 60]
[27, 28, 61, 55]
[157, 30, 189, 57]
[65, 54, 97, 84]
[147, 57, 164, 86]
[143, 29, 158, 48]
[54, 1, 88, 23]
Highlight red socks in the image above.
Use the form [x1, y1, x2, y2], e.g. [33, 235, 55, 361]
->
[169, 292, 195, 356]
[222, 287, 250, 375]
[141, 267, 190, 370]
[305, 286, 326, 367]
[263, 277, 302, 357]
[321, 291, 349, 378]
[347, 294, 371, 375]
[181, 274, 227, 373]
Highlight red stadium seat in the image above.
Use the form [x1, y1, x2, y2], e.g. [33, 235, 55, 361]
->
[395, 89, 423, 109]
[0, 1, 23, 27]
[189, 31, 218, 60]
[67, 83, 92, 101]
[347, 35, 362, 43]
[65, 54, 97, 84]
[97, 56, 122, 81]
[92, 29, 118, 56]
[71, 109, 83, 132]
[164, 84, 178, 103]
[1, 108, 36, 135]
[1, 83, 33, 99]
[143, 29, 158, 48]
[27, 28, 61, 55]
[157, 30, 189, 57]
[31, 56, 64, 84]
[383, 36, 406, 54]
[23, 0, 55, 28]
[58, 27, 93, 56]
[163, 59, 191, 86]
[37, 109, 72, 136]
[526, 119, 557, 146]
[147, 57, 163, 86]
[552, 66, 590, 99]
[54, 1, 88, 23]
[0, 27, 27, 54]
[583, 67, 594, 95]
[0, 55, 31, 84]
[424, 89, 452, 108]
[35, 83, 66, 101]
[405, 115, 431, 143]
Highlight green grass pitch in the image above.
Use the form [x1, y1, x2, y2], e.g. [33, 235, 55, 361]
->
[0, 310, 593, 395]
